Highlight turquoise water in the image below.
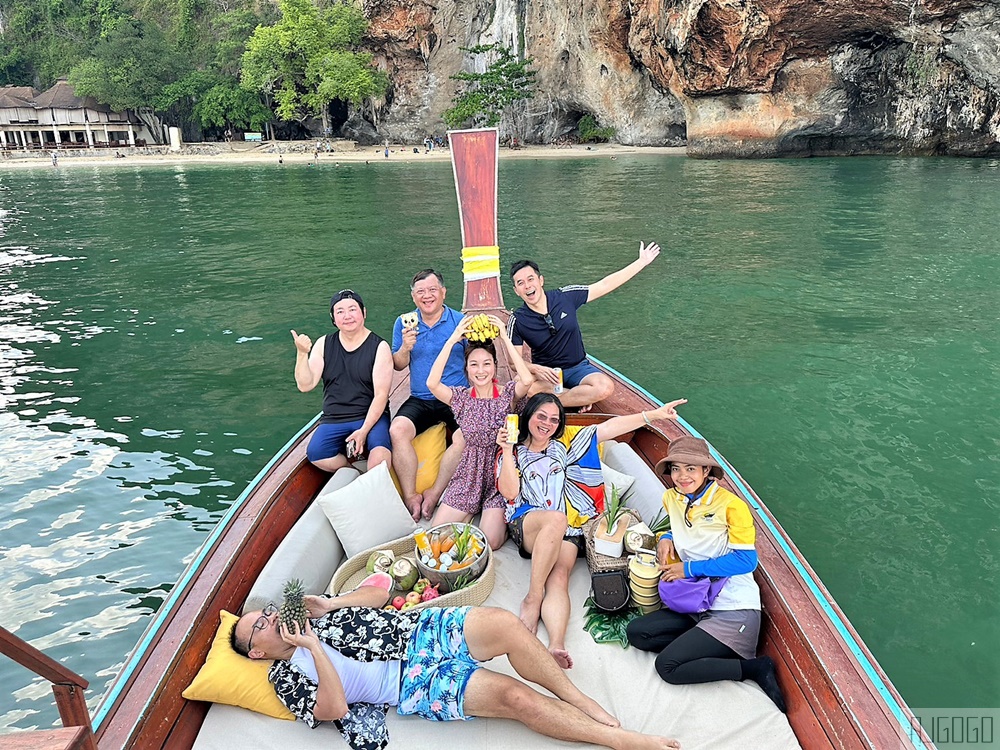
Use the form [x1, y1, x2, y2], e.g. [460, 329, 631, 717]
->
[0, 156, 997, 731]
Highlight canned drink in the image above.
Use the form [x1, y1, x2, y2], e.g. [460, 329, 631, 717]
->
[505, 414, 519, 444]
[553, 367, 564, 395]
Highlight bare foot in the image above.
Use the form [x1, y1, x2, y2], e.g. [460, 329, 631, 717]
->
[404, 493, 422, 522]
[519, 595, 542, 634]
[579, 403, 593, 413]
[549, 647, 574, 670]
[419, 492, 438, 520]
[614, 731, 681, 750]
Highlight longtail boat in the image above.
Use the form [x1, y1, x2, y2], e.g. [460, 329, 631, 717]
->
[1, 128, 935, 750]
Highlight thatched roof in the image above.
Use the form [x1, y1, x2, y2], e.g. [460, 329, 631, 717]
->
[33, 79, 112, 111]
[0, 86, 38, 108]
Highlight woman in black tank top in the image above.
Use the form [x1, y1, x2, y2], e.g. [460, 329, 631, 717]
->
[320, 331, 388, 423]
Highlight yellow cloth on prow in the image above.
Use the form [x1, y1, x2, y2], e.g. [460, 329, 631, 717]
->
[462, 245, 500, 280]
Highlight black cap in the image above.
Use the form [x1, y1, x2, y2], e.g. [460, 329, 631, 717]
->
[330, 289, 365, 315]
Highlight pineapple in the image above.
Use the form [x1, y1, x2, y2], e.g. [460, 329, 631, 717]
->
[279, 578, 309, 632]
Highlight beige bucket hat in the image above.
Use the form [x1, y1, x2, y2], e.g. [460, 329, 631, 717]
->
[654, 436, 725, 479]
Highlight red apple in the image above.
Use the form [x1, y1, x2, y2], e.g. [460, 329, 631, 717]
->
[391, 596, 406, 610]
[405, 591, 421, 605]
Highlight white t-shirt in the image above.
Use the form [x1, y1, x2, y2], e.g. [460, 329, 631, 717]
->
[291, 643, 402, 706]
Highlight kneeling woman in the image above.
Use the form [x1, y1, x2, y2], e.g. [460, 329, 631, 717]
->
[497, 394, 687, 669]
[626, 436, 786, 712]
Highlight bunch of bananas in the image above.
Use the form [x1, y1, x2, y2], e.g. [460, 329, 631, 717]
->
[465, 313, 501, 342]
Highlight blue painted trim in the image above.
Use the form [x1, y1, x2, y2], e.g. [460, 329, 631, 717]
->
[93, 414, 321, 729]
[588, 355, 928, 750]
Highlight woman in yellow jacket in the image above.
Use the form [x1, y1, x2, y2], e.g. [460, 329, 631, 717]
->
[626, 436, 786, 712]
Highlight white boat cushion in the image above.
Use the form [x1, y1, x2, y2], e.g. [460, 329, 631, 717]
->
[601, 440, 667, 525]
[317, 462, 418, 558]
[197, 540, 800, 750]
[242, 468, 356, 614]
[600, 460, 635, 502]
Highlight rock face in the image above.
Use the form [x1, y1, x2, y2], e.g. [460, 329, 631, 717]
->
[356, 0, 1000, 156]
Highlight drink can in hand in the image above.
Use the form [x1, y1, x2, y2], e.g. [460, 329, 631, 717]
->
[553, 367, 564, 395]
[505, 414, 519, 444]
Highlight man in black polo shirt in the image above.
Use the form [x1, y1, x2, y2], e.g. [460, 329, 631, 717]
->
[506, 241, 660, 410]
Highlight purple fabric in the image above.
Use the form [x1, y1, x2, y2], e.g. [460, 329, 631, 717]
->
[658, 576, 729, 614]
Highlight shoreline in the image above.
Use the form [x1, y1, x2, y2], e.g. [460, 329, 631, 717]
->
[0, 142, 686, 170]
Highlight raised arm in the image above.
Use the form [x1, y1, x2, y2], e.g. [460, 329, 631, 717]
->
[292, 330, 324, 392]
[586, 241, 661, 302]
[488, 314, 535, 399]
[391, 315, 417, 371]
[426, 316, 471, 405]
[595, 398, 687, 443]
[304, 584, 391, 618]
[496, 428, 521, 501]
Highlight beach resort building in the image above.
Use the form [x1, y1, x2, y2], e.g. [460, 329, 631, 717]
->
[0, 79, 155, 150]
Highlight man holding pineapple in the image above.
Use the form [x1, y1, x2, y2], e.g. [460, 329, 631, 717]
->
[232, 585, 680, 750]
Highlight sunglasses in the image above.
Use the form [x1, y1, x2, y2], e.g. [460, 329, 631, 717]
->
[543, 313, 557, 336]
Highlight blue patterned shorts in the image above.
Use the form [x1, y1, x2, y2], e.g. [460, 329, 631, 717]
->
[396, 606, 478, 722]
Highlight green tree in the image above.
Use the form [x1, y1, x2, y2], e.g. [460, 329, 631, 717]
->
[240, 0, 388, 133]
[577, 114, 615, 143]
[156, 69, 218, 127]
[443, 43, 536, 138]
[68, 19, 181, 111]
[193, 82, 271, 130]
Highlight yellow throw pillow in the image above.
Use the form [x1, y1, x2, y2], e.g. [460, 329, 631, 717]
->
[391, 422, 448, 494]
[558, 424, 605, 459]
[182, 610, 295, 720]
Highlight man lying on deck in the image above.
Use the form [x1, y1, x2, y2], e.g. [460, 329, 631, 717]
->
[232, 586, 681, 750]
[506, 242, 660, 411]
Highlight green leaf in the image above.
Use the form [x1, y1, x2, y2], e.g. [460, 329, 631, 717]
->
[581, 596, 641, 648]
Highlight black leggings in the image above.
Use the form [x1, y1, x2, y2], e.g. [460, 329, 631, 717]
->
[626, 609, 743, 684]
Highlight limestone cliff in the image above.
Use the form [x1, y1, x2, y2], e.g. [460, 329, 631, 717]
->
[355, 0, 1000, 156]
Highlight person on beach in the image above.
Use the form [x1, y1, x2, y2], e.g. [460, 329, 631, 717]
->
[390, 270, 467, 521]
[233, 585, 681, 750]
[626, 436, 787, 712]
[291, 290, 392, 473]
[425, 313, 535, 549]
[506, 242, 661, 411]
[498, 395, 687, 669]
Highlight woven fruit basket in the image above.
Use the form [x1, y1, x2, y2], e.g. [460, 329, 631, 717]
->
[583, 508, 644, 573]
[329, 533, 495, 610]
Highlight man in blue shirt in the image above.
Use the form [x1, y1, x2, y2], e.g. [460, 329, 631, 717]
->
[507, 241, 661, 411]
[390, 269, 467, 521]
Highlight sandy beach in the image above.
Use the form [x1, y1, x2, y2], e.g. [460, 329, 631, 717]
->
[0, 141, 686, 170]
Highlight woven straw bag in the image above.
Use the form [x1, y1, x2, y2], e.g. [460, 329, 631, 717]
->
[583, 508, 643, 574]
[330, 533, 495, 610]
